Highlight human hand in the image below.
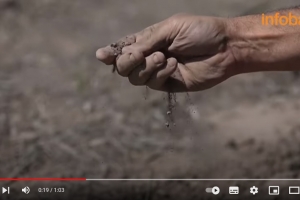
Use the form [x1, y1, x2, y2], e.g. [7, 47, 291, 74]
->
[96, 14, 238, 92]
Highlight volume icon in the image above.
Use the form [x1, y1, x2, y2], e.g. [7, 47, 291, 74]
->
[22, 186, 30, 194]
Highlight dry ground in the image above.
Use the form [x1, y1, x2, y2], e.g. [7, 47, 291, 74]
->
[0, 0, 300, 199]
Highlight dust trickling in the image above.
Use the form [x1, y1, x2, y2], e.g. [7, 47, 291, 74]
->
[144, 86, 149, 100]
[165, 92, 176, 127]
[110, 41, 195, 128]
[164, 68, 195, 128]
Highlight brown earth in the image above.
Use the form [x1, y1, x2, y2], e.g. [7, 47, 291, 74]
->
[0, 0, 300, 199]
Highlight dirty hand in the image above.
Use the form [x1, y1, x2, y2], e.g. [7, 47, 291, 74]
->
[96, 14, 237, 92]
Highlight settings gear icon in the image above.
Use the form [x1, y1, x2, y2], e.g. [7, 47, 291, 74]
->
[250, 186, 258, 195]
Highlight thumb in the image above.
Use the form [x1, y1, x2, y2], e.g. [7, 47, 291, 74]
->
[96, 22, 169, 66]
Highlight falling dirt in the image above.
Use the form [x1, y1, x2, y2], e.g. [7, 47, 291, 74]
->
[165, 67, 195, 128]
[5, 1, 300, 199]
[144, 86, 149, 100]
[166, 92, 176, 127]
[110, 40, 194, 129]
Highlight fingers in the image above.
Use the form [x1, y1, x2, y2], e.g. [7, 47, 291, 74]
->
[96, 17, 177, 91]
[96, 46, 116, 65]
[96, 35, 137, 65]
[113, 22, 170, 76]
[116, 46, 145, 77]
[121, 51, 177, 90]
[97, 43, 178, 90]
[128, 52, 166, 85]
[96, 18, 171, 68]
[146, 57, 177, 90]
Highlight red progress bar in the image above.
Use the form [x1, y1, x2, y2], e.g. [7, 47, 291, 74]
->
[0, 178, 86, 181]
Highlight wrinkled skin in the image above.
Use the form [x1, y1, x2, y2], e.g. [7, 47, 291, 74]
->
[96, 14, 237, 92]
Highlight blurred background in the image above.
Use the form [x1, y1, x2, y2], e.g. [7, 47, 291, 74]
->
[0, 0, 300, 199]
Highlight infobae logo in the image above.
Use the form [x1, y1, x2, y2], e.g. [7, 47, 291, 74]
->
[262, 12, 300, 26]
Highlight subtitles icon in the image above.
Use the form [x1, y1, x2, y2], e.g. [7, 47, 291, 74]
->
[22, 186, 30, 194]
[269, 186, 279, 195]
[229, 186, 239, 194]
[205, 186, 220, 195]
[289, 186, 300, 194]
[2, 187, 9, 194]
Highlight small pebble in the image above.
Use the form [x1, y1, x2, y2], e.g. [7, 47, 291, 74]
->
[165, 122, 169, 128]
[167, 111, 171, 115]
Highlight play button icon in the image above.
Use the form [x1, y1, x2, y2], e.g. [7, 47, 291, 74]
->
[212, 186, 220, 195]
[2, 187, 9, 194]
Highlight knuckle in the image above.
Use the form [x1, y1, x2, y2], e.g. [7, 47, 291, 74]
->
[116, 62, 128, 77]
[147, 25, 156, 35]
[121, 45, 135, 54]
[152, 52, 165, 65]
[117, 67, 128, 77]
[137, 28, 151, 41]
[121, 34, 136, 45]
[121, 46, 130, 53]
[117, 66, 129, 77]
[117, 53, 139, 77]
[126, 34, 136, 43]
[136, 24, 158, 42]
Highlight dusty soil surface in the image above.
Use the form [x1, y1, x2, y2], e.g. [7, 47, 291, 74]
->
[0, 0, 300, 199]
